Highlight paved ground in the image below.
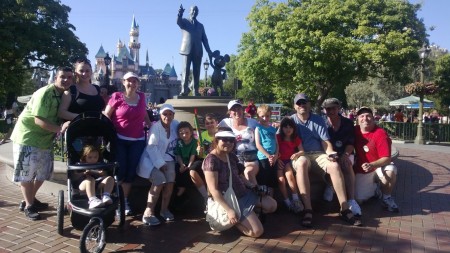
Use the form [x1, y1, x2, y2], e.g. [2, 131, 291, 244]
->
[0, 143, 449, 252]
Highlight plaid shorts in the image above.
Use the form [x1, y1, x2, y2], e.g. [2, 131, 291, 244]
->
[12, 143, 54, 182]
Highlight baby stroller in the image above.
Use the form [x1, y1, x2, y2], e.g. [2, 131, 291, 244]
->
[56, 111, 125, 253]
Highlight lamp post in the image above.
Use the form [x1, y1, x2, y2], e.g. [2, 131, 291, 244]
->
[203, 58, 209, 88]
[104, 52, 111, 86]
[414, 45, 430, 145]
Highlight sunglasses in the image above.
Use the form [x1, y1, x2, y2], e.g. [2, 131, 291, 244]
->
[296, 100, 308, 105]
[217, 137, 235, 143]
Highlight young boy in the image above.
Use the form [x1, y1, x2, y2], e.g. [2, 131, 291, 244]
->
[255, 104, 278, 190]
[199, 113, 218, 158]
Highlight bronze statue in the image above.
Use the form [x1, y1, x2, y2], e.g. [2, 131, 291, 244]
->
[210, 50, 230, 96]
[177, 5, 212, 96]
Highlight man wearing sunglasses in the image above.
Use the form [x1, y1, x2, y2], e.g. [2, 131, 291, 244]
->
[290, 93, 359, 227]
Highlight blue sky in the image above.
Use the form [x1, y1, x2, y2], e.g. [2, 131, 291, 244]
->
[60, 0, 450, 79]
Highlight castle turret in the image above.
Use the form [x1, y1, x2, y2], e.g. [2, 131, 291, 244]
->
[129, 15, 141, 66]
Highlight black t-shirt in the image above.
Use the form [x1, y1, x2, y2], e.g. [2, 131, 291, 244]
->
[326, 115, 355, 155]
[68, 85, 105, 114]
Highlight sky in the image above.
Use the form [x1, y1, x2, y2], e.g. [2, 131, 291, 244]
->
[60, 0, 450, 79]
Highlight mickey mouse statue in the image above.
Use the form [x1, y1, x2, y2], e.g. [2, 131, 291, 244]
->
[209, 50, 230, 96]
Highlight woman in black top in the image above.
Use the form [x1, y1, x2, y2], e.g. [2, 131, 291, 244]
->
[58, 58, 105, 120]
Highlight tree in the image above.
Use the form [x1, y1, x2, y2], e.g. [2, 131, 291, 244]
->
[236, 0, 427, 109]
[0, 0, 88, 99]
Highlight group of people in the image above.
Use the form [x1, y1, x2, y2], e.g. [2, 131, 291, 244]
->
[8, 61, 400, 238]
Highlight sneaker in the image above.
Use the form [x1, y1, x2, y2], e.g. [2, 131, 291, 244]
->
[323, 185, 334, 202]
[382, 196, 399, 213]
[160, 210, 175, 221]
[124, 201, 132, 216]
[348, 199, 362, 216]
[102, 195, 113, 205]
[24, 206, 40, 221]
[19, 199, 49, 212]
[88, 197, 104, 209]
[142, 215, 160, 226]
[289, 200, 303, 214]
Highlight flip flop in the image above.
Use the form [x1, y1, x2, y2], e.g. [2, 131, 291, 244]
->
[300, 209, 313, 228]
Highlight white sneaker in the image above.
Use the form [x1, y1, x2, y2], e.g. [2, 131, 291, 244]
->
[382, 196, 399, 213]
[348, 199, 362, 216]
[323, 185, 334, 202]
[89, 197, 104, 209]
[124, 201, 132, 216]
[102, 195, 113, 205]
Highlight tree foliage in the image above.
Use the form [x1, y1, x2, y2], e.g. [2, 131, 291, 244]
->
[236, 0, 427, 109]
[0, 0, 88, 99]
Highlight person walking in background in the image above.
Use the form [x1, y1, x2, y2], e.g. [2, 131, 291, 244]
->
[104, 72, 152, 216]
[12, 66, 73, 220]
[0, 93, 19, 145]
[394, 108, 404, 122]
[276, 117, 304, 214]
[177, 5, 212, 96]
[137, 104, 179, 226]
[354, 107, 399, 213]
[322, 98, 361, 217]
[245, 98, 257, 118]
[58, 58, 105, 121]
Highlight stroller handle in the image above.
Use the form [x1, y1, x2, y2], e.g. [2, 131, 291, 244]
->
[67, 163, 117, 171]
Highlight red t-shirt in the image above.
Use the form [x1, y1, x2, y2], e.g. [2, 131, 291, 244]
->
[276, 134, 302, 160]
[354, 125, 391, 174]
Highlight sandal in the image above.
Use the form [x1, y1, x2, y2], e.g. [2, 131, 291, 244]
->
[340, 209, 362, 226]
[300, 209, 313, 228]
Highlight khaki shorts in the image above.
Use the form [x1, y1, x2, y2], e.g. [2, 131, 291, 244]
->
[149, 161, 176, 186]
[292, 152, 330, 179]
[12, 143, 54, 182]
[355, 164, 397, 202]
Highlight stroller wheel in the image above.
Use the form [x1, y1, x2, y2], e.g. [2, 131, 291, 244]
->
[57, 190, 64, 235]
[80, 219, 106, 253]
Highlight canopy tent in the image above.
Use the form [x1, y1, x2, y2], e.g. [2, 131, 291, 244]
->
[389, 95, 434, 108]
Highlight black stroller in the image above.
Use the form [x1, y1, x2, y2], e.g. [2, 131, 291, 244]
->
[56, 112, 125, 253]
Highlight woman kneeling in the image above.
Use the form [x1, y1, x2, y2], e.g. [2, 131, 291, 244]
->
[203, 127, 277, 237]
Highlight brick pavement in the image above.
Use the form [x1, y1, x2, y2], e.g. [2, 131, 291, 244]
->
[0, 144, 449, 252]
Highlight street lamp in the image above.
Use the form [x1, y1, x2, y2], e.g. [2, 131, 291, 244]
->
[414, 45, 430, 145]
[203, 58, 209, 88]
[104, 52, 111, 86]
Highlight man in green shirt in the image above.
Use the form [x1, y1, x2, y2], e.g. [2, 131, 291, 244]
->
[11, 66, 73, 220]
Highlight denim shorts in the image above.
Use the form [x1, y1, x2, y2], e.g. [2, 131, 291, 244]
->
[237, 150, 258, 163]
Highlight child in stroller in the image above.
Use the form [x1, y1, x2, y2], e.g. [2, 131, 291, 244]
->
[73, 144, 114, 209]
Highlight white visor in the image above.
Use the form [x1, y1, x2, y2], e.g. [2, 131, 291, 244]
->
[215, 131, 235, 138]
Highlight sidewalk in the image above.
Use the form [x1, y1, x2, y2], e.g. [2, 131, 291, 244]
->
[0, 143, 449, 252]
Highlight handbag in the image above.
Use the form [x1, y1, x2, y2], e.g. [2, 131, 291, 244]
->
[205, 154, 241, 231]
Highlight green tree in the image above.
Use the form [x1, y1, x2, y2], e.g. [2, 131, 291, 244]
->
[237, 0, 427, 109]
[0, 0, 88, 99]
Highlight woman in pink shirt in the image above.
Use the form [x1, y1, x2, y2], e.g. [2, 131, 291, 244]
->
[105, 72, 151, 215]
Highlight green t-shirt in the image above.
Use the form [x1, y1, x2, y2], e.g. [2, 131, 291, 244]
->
[200, 130, 214, 158]
[174, 138, 198, 165]
[11, 84, 62, 149]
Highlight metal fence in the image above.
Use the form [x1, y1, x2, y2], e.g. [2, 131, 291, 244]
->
[378, 121, 450, 143]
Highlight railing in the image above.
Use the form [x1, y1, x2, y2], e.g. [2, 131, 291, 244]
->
[378, 121, 450, 143]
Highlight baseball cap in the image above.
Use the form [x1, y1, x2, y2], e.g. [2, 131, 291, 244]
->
[294, 93, 309, 104]
[159, 104, 175, 114]
[123, 72, 139, 81]
[227, 99, 243, 110]
[356, 107, 373, 116]
[322, 98, 341, 108]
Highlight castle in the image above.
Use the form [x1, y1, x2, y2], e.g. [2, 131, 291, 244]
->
[93, 15, 181, 103]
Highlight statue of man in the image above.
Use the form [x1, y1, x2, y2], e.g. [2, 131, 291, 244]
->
[177, 5, 212, 96]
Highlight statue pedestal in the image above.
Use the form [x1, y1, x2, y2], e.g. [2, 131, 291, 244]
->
[164, 96, 233, 127]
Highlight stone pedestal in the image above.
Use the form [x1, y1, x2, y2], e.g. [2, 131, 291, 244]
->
[164, 96, 233, 127]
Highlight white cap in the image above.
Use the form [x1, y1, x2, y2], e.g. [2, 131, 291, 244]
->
[159, 104, 175, 114]
[215, 130, 235, 138]
[227, 99, 243, 110]
[123, 72, 139, 81]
